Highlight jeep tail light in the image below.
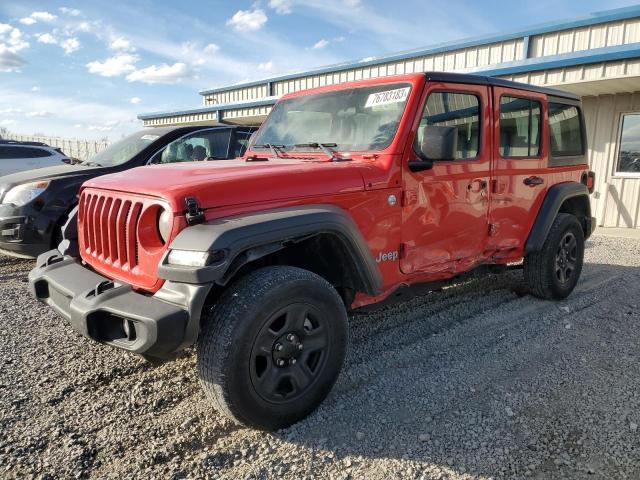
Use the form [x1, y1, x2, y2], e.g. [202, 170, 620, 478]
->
[582, 171, 595, 194]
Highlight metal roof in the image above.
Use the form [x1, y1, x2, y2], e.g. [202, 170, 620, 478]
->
[198, 5, 640, 96]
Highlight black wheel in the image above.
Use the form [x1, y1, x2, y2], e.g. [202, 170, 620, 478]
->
[524, 213, 585, 299]
[197, 266, 348, 430]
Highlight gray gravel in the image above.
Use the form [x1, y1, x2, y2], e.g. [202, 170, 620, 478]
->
[1, 234, 640, 479]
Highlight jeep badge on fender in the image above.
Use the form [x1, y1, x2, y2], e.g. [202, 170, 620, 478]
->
[29, 72, 595, 431]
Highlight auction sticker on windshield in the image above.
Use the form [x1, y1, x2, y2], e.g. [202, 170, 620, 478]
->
[364, 87, 410, 108]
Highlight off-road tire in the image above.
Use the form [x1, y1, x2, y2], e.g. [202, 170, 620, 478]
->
[197, 266, 348, 430]
[524, 213, 584, 300]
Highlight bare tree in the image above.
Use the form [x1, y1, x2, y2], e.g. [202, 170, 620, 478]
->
[0, 126, 8, 139]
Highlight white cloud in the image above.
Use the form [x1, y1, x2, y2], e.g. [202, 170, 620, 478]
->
[226, 9, 267, 32]
[110, 37, 134, 52]
[36, 32, 79, 54]
[129, 96, 142, 104]
[0, 24, 29, 52]
[203, 43, 219, 54]
[126, 62, 190, 84]
[258, 61, 274, 71]
[0, 108, 22, 114]
[0, 24, 28, 72]
[26, 111, 53, 118]
[86, 54, 138, 77]
[21, 11, 58, 25]
[36, 32, 57, 45]
[75, 21, 92, 33]
[269, 0, 293, 14]
[312, 39, 329, 49]
[61, 37, 80, 54]
[59, 7, 81, 16]
[31, 86, 39, 92]
[343, 0, 361, 6]
[1, 119, 16, 125]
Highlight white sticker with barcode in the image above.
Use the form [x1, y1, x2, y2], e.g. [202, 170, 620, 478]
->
[364, 87, 410, 108]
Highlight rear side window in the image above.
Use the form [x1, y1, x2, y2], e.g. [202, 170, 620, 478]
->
[417, 91, 481, 160]
[548, 103, 584, 156]
[0, 146, 53, 159]
[499, 96, 541, 157]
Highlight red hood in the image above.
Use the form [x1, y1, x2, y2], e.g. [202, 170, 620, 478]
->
[81, 158, 366, 212]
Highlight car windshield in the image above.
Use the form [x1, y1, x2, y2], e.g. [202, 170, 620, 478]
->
[84, 130, 161, 166]
[253, 83, 411, 153]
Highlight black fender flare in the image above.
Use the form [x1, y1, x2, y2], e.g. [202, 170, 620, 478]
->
[158, 204, 383, 296]
[525, 182, 591, 254]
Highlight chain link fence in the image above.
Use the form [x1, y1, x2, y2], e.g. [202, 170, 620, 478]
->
[2, 133, 111, 161]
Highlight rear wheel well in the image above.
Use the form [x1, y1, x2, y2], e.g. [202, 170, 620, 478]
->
[558, 195, 590, 237]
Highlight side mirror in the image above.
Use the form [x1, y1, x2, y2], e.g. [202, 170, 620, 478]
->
[410, 125, 458, 172]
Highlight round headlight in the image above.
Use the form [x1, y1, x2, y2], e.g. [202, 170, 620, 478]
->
[158, 208, 172, 243]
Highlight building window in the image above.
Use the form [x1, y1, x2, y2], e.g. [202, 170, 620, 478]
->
[548, 103, 584, 156]
[417, 91, 481, 160]
[499, 96, 541, 158]
[617, 113, 640, 174]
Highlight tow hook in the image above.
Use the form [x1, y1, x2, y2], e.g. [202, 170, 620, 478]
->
[185, 197, 205, 226]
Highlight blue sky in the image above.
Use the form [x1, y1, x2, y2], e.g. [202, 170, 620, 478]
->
[0, 0, 637, 139]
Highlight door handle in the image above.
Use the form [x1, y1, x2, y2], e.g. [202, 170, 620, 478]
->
[467, 179, 487, 191]
[523, 176, 544, 186]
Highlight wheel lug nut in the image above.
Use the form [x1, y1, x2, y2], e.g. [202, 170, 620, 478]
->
[290, 358, 297, 365]
[297, 344, 303, 350]
[287, 334, 296, 342]
[275, 343, 283, 351]
[276, 359, 285, 367]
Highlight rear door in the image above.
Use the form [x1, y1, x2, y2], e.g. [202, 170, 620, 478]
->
[487, 87, 548, 255]
[401, 82, 491, 275]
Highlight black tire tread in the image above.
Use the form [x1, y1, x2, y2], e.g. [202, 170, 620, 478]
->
[197, 266, 346, 428]
[524, 213, 584, 300]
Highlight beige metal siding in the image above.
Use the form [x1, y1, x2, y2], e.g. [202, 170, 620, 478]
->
[529, 18, 640, 57]
[583, 92, 640, 228]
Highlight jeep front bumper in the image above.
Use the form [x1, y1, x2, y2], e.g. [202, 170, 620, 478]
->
[28, 250, 208, 358]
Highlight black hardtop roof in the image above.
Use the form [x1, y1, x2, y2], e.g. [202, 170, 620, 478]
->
[424, 72, 580, 101]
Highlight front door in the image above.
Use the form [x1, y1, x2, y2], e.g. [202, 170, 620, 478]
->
[401, 83, 491, 275]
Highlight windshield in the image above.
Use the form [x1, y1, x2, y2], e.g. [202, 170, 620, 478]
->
[253, 83, 411, 152]
[84, 130, 161, 166]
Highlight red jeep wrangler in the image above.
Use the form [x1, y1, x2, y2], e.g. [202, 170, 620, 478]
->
[29, 73, 595, 430]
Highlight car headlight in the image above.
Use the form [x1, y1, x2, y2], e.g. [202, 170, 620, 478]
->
[158, 208, 172, 244]
[166, 249, 225, 267]
[1, 181, 50, 206]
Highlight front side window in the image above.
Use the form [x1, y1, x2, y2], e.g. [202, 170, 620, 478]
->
[416, 91, 480, 160]
[617, 113, 640, 174]
[499, 96, 542, 157]
[549, 103, 584, 156]
[150, 129, 232, 164]
[253, 83, 412, 152]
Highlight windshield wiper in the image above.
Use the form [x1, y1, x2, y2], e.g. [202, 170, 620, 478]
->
[293, 143, 350, 162]
[252, 143, 285, 159]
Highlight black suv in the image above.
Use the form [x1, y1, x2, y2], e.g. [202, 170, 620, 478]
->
[0, 125, 255, 258]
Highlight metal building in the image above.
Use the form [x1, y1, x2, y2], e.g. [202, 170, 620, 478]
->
[139, 6, 640, 229]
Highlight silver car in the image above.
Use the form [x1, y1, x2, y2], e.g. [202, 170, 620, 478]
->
[0, 141, 70, 177]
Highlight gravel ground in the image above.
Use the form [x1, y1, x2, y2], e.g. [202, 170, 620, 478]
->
[1, 234, 639, 480]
